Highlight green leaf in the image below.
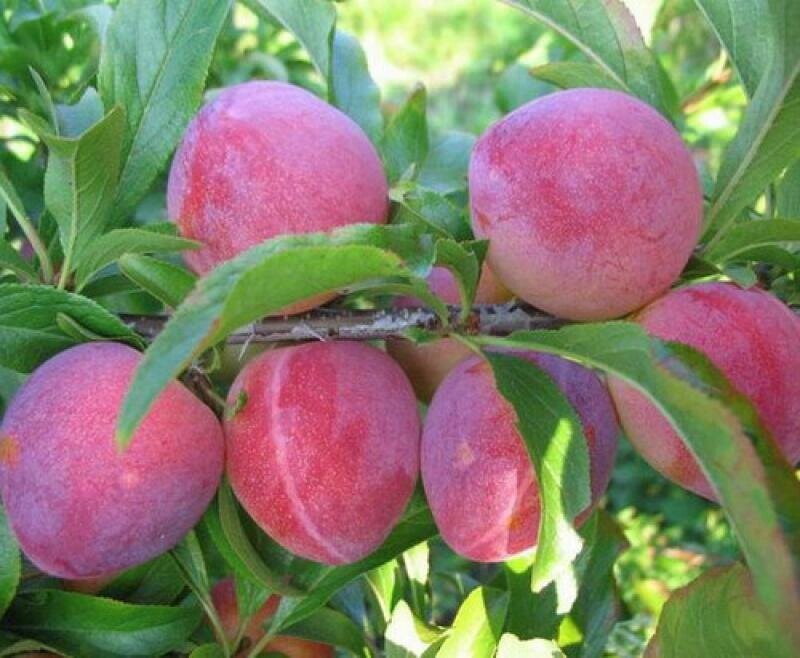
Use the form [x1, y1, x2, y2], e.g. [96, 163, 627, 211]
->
[647, 563, 779, 658]
[705, 1, 800, 244]
[501, 0, 670, 115]
[531, 62, 627, 92]
[497, 635, 566, 658]
[0, 239, 37, 282]
[722, 245, 798, 269]
[102, 555, 185, 606]
[74, 227, 199, 290]
[98, 0, 232, 223]
[496, 63, 551, 114]
[417, 131, 475, 196]
[56, 87, 105, 139]
[0, 283, 141, 372]
[432, 239, 483, 319]
[436, 586, 509, 658]
[0, 506, 20, 618]
[331, 30, 382, 143]
[0, 365, 25, 410]
[216, 482, 303, 597]
[115, 223, 431, 446]
[246, 0, 337, 81]
[401, 541, 430, 620]
[383, 85, 429, 183]
[385, 600, 446, 658]
[474, 323, 800, 654]
[365, 561, 400, 629]
[484, 352, 591, 607]
[705, 219, 800, 263]
[280, 606, 370, 657]
[2, 590, 202, 658]
[693, 0, 775, 96]
[118, 254, 197, 309]
[189, 644, 225, 658]
[392, 184, 472, 241]
[274, 493, 438, 631]
[776, 160, 800, 218]
[32, 106, 125, 283]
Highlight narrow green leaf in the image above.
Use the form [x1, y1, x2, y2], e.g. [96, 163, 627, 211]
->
[280, 607, 370, 657]
[246, 0, 336, 81]
[115, 224, 431, 446]
[647, 563, 778, 657]
[33, 106, 125, 281]
[118, 254, 197, 309]
[705, 0, 800, 244]
[705, 219, 800, 263]
[385, 600, 446, 658]
[99, 0, 232, 223]
[392, 184, 472, 241]
[189, 644, 225, 658]
[417, 131, 475, 196]
[0, 506, 20, 618]
[55, 312, 144, 349]
[531, 62, 627, 92]
[693, 0, 775, 96]
[383, 85, 429, 183]
[483, 353, 591, 608]
[475, 323, 800, 655]
[402, 542, 430, 620]
[776, 160, 800, 217]
[437, 586, 509, 658]
[331, 30, 382, 143]
[0, 240, 37, 282]
[0, 283, 141, 372]
[75, 228, 199, 290]
[3, 590, 202, 658]
[501, 0, 670, 115]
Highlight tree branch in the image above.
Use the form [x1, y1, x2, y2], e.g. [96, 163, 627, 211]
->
[121, 303, 566, 344]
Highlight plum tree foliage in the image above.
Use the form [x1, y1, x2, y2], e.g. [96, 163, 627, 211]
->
[0, 1, 799, 657]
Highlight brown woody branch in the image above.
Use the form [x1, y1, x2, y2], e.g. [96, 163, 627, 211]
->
[121, 303, 566, 344]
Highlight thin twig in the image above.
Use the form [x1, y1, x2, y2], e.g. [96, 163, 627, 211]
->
[120, 303, 566, 345]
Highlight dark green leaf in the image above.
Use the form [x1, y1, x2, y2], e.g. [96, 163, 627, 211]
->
[501, 0, 670, 115]
[0, 283, 141, 372]
[776, 160, 800, 218]
[99, 0, 232, 223]
[0, 506, 20, 618]
[705, 219, 800, 263]
[3, 590, 202, 658]
[246, 0, 337, 81]
[56, 87, 105, 139]
[484, 352, 591, 606]
[693, 0, 775, 96]
[75, 227, 199, 290]
[417, 131, 475, 196]
[437, 586, 509, 658]
[331, 30, 382, 143]
[118, 254, 197, 309]
[531, 62, 626, 91]
[0, 240, 37, 282]
[392, 184, 472, 241]
[32, 106, 125, 282]
[189, 644, 225, 658]
[115, 223, 431, 446]
[280, 606, 369, 657]
[705, 1, 800, 243]
[383, 85, 429, 183]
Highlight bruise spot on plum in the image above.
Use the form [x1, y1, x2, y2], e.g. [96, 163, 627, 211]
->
[0, 435, 20, 467]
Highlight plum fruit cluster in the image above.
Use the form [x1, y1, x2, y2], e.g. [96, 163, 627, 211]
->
[1, 80, 798, 641]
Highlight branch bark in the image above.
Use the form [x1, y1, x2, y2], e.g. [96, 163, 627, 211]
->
[121, 302, 566, 344]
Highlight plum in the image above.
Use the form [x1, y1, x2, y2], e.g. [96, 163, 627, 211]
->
[422, 352, 619, 562]
[225, 341, 420, 564]
[212, 578, 334, 657]
[469, 88, 702, 321]
[387, 263, 513, 401]
[609, 282, 800, 499]
[168, 80, 388, 313]
[0, 342, 224, 579]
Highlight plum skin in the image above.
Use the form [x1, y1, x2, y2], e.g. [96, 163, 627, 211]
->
[168, 80, 389, 314]
[225, 341, 420, 565]
[211, 578, 334, 657]
[469, 87, 702, 321]
[0, 342, 224, 579]
[422, 352, 620, 562]
[609, 282, 800, 500]
[386, 264, 513, 402]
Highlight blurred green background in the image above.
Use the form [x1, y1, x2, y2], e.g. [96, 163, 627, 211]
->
[0, 1, 750, 654]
